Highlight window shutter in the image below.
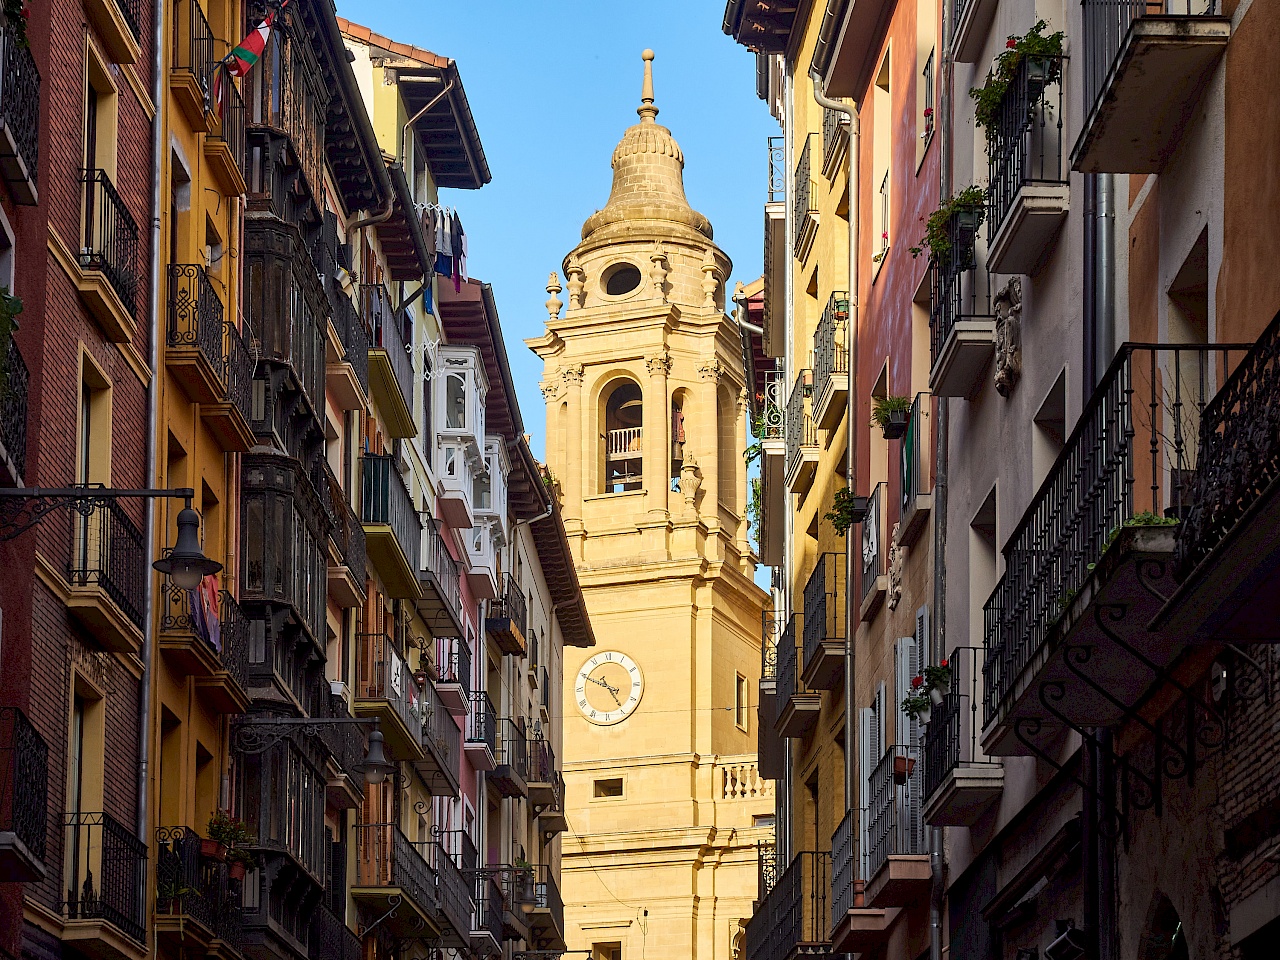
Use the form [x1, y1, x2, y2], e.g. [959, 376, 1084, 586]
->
[859, 706, 872, 879]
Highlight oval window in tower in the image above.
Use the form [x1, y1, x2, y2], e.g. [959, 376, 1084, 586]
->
[603, 262, 643, 296]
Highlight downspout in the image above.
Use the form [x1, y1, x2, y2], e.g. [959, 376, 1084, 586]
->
[808, 73, 858, 817]
[930, 0, 956, 955]
[139, 0, 166, 839]
[1096, 174, 1116, 380]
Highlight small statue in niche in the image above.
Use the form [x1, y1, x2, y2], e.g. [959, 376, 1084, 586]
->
[994, 277, 1023, 398]
[887, 522, 904, 611]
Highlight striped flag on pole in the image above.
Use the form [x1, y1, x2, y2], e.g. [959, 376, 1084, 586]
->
[213, 3, 286, 119]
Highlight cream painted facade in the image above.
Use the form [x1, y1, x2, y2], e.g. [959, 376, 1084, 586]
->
[527, 52, 773, 960]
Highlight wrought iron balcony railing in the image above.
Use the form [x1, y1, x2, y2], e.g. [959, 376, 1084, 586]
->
[860, 482, 887, 607]
[745, 851, 831, 960]
[785, 371, 816, 478]
[361, 452, 423, 574]
[316, 692, 365, 794]
[0, 706, 47, 866]
[774, 614, 804, 726]
[987, 54, 1067, 245]
[309, 903, 361, 960]
[0, 21, 40, 199]
[364, 283, 414, 415]
[355, 630, 423, 745]
[983, 343, 1242, 727]
[420, 669, 461, 791]
[439, 634, 472, 695]
[62, 811, 147, 943]
[173, 0, 214, 106]
[473, 871, 504, 943]
[757, 367, 787, 440]
[0, 332, 29, 479]
[492, 572, 528, 640]
[422, 517, 464, 629]
[767, 135, 785, 202]
[923, 646, 999, 802]
[761, 610, 780, 682]
[813, 292, 849, 409]
[792, 134, 817, 256]
[154, 825, 243, 946]
[208, 68, 247, 184]
[168, 262, 226, 375]
[67, 493, 147, 630]
[822, 105, 848, 172]
[930, 205, 991, 365]
[1176, 310, 1280, 577]
[495, 718, 529, 779]
[531, 862, 565, 936]
[803, 552, 847, 674]
[159, 584, 250, 693]
[866, 744, 926, 881]
[830, 810, 856, 930]
[321, 463, 366, 582]
[528, 735, 556, 785]
[352, 822, 438, 915]
[756, 838, 779, 902]
[332, 289, 369, 394]
[80, 168, 140, 317]
[466, 690, 497, 752]
[427, 838, 474, 940]
[922, 50, 936, 140]
[244, 16, 325, 200]
[900, 393, 931, 513]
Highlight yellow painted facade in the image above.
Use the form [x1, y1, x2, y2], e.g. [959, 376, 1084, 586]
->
[528, 52, 772, 960]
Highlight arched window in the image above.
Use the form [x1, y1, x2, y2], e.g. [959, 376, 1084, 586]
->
[718, 384, 738, 513]
[601, 379, 643, 493]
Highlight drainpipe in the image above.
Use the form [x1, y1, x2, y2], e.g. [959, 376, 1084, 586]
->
[1096, 174, 1116, 380]
[138, 0, 166, 840]
[809, 70, 859, 833]
[398, 74, 456, 167]
[930, 0, 957, 956]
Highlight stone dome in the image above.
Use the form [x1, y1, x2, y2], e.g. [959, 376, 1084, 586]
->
[581, 51, 713, 241]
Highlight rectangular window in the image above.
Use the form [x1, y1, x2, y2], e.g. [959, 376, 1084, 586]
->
[872, 52, 891, 275]
[593, 778, 624, 799]
[594, 943, 622, 960]
[735, 674, 749, 730]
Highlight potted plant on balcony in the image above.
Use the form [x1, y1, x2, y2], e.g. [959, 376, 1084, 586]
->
[893, 751, 917, 784]
[901, 689, 932, 726]
[910, 186, 987, 270]
[1, 1, 31, 48]
[227, 845, 254, 881]
[825, 487, 870, 535]
[924, 659, 952, 705]
[207, 810, 254, 865]
[871, 396, 913, 440]
[970, 21, 1065, 150]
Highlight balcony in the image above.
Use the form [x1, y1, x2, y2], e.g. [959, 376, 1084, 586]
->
[529, 864, 567, 950]
[474, 435, 510, 541]
[775, 615, 820, 739]
[491, 865, 533, 942]
[527, 736, 558, 808]
[465, 690, 497, 772]
[158, 585, 251, 714]
[812, 293, 850, 430]
[363, 284, 415, 438]
[829, 811, 891, 953]
[419, 519, 464, 637]
[416, 672, 462, 798]
[67, 495, 147, 654]
[744, 851, 831, 960]
[354, 630, 425, 762]
[802, 552, 846, 691]
[604, 426, 642, 493]
[859, 483, 888, 622]
[923, 647, 1003, 826]
[204, 68, 246, 196]
[61, 812, 147, 952]
[864, 745, 930, 907]
[351, 822, 442, 941]
[0, 330, 29, 485]
[309, 904, 361, 960]
[784, 371, 818, 493]
[822, 105, 849, 177]
[538, 776, 569, 836]
[427, 839, 474, 948]
[83, 0, 140, 62]
[434, 346, 489, 528]
[240, 454, 329, 650]
[0, 22, 39, 204]
[1169, 311, 1280, 643]
[981, 344, 1240, 755]
[952, 0, 998, 63]
[435, 635, 472, 713]
[326, 290, 369, 412]
[929, 206, 994, 399]
[317, 694, 365, 811]
[361, 453, 423, 599]
[486, 574, 528, 656]
[490, 719, 528, 798]
[1073, 0, 1229, 173]
[0, 706, 47, 881]
[793, 134, 818, 260]
[465, 520, 500, 601]
[471, 872, 505, 957]
[757, 368, 787, 566]
[154, 826, 243, 959]
[322, 468, 366, 609]
[763, 138, 786, 357]
[985, 55, 1070, 275]
[898, 393, 933, 547]
[78, 168, 140, 342]
[170, 0, 214, 127]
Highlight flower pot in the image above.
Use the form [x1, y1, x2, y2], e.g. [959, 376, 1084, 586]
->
[201, 839, 228, 861]
[893, 755, 916, 785]
[229, 860, 247, 881]
[881, 409, 909, 440]
[848, 496, 870, 524]
[929, 687, 945, 706]
[918, 703, 932, 725]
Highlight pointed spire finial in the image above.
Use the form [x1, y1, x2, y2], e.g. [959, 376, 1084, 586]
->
[638, 49, 658, 123]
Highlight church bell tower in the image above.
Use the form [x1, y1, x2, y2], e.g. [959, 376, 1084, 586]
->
[527, 50, 771, 960]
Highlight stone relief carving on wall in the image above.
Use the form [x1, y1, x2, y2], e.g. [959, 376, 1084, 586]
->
[994, 277, 1023, 398]
[887, 522, 904, 611]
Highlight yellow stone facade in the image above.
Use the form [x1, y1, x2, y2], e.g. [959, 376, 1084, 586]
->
[527, 52, 772, 960]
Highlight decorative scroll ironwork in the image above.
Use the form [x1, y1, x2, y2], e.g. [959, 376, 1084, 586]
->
[466, 690, 497, 753]
[155, 825, 243, 946]
[759, 368, 786, 439]
[761, 610, 780, 682]
[0, 22, 39, 196]
[767, 135, 785, 203]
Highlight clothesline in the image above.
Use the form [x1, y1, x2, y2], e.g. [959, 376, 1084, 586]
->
[418, 203, 469, 293]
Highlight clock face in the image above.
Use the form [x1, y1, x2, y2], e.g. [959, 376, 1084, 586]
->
[574, 652, 643, 725]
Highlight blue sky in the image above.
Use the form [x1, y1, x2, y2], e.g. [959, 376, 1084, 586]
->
[338, 0, 779, 457]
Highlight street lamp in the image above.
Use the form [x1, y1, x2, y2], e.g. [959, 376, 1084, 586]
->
[0, 486, 222, 589]
[232, 716, 397, 786]
[354, 724, 395, 784]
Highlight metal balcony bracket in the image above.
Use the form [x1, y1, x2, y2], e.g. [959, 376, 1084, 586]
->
[1134, 556, 1172, 606]
[230, 715, 371, 755]
[0, 486, 195, 541]
[1013, 714, 1130, 842]
[359, 893, 406, 938]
